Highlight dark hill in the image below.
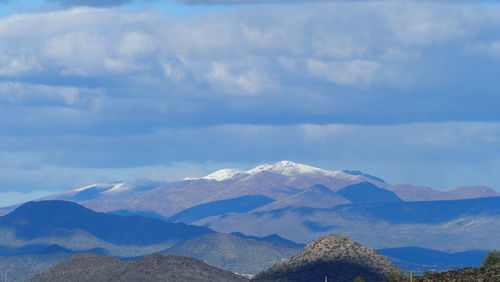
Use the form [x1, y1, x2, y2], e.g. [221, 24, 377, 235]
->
[163, 233, 300, 274]
[337, 182, 402, 204]
[30, 253, 248, 282]
[167, 195, 275, 224]
[252, 234, 400, 282]
[0, 200, 213, 245]
[0, 243, 76, 256]
[107, 209, 169, 221]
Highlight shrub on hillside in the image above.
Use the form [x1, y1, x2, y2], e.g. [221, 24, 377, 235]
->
[386, 270, 409, 281]
[482, 250, 500, 267]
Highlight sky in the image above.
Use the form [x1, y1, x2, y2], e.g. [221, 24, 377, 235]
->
[1, 0, 500, 206]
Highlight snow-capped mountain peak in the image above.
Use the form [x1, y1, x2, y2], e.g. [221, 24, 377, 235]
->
[199, 160, 358, 182]
[195, 160, 379, 183]
[202, 168, 245, 181]
[247, 160, 340, 177]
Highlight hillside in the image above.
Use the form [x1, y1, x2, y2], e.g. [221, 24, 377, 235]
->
[337, 182, 402, 204]
[0, 200, 213, 257]
[255, 184, 350, 211]
[30, 253, 248, 282]
[413, 264, 500, 281]
[252, 234, 400, 282]
[168, 195, 275, 223]
[194, 197, 500, 251]
[389, 184, 500, 202]
[163, 233, 300, 274]
[0, 252, 71, 281]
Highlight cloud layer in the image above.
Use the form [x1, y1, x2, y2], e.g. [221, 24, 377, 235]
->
[1, 2, 500, 196]
[47, 0, 133, 7]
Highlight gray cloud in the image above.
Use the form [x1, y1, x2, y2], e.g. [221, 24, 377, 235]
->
[1, 122, 500, 192]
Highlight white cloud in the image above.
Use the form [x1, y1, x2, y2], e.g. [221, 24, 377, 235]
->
[0, 82, 101, 106]
[0, 3, 495, 89]
[0, 3, 500, 193]
[306, 59, 381, 86]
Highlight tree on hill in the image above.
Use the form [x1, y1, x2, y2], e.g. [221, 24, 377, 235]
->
[482, 249, 500, 266]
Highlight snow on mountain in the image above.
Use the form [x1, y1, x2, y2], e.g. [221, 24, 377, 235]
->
[202, 169, 246, 181]
[124, 161, 385, 217]
[43, 179, 163, 202]
[198, 161, 363, 183]
[101, 179, 162, 195]
[16, 160, 497, 220]
[247, 160, 344, 178]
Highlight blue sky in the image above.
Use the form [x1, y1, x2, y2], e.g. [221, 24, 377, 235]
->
[1, 0, 500, 206]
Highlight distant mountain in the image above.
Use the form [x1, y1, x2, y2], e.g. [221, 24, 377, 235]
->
[389, 184, 500, 201]
[342, 170, 387, 183]
[0, 200, 214, 257]
[30, 253, 248, 282]
[194, 197, 500, 252]
[11, 161, 494, 222]
[252, 234, 400, 282]
[168, 195, 275, 224]
[38, 179, 165, 216]
[332, 196, 500, 224]
[377, 246, 488, 273]
[163, 233, 301, 275]
[0, 244, 76, 257]
[230, 232, 305, 249]
[36, 161, 387, 218]
[255, 184, 350, 211]
[44, 179, 163, 202]
[0, 204, 20, 216]
[337, 182, 402, 204]
[106, 209, 169, 221]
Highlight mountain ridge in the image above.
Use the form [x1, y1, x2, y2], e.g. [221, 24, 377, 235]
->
[19, 160, 497, 220]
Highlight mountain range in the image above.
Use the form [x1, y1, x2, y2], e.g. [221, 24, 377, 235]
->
[0, 160, 499, 279]
[196, 196, 500, 251]
[0, 200, 301, 280]
[0, 199, 496, 280]
[0, 200, 213, 257]
[1, 161, 498, 250]
[26, 161, 497, 219]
